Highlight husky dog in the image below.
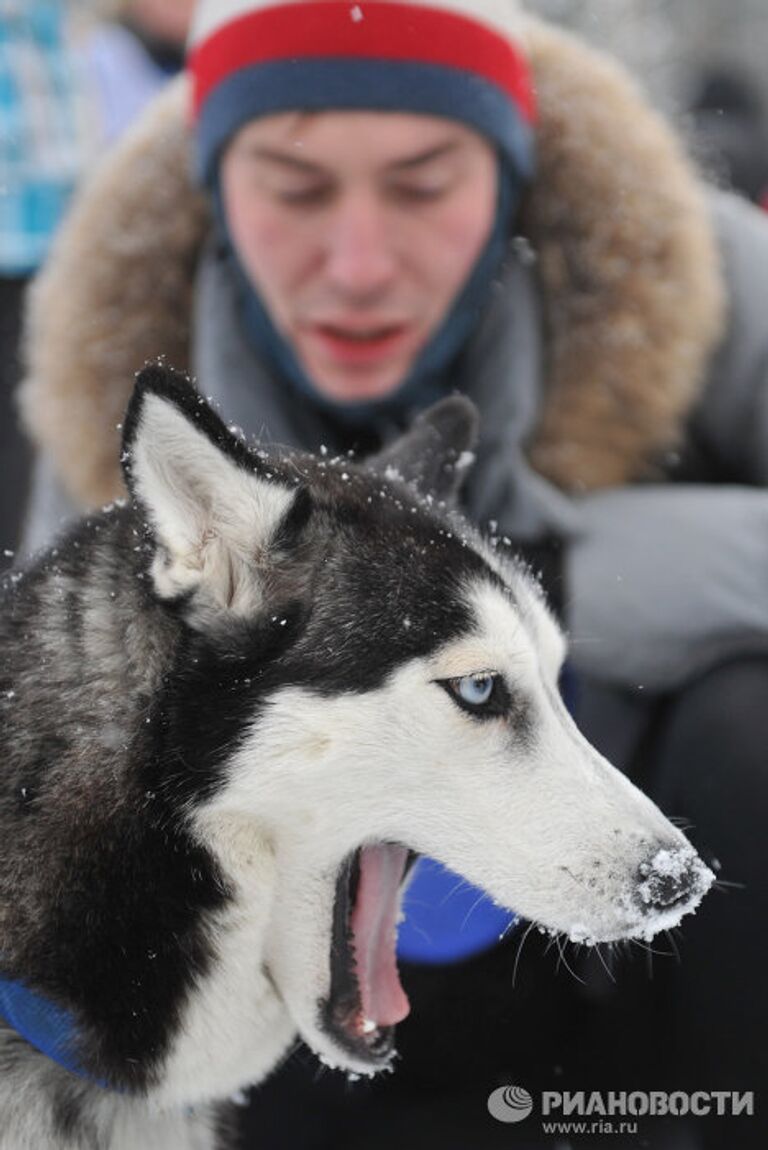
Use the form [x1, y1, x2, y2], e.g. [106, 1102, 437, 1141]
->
[0, 365, 711, 1148]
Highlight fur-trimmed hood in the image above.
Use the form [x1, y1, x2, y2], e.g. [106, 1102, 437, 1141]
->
[19, 16, 725, 509]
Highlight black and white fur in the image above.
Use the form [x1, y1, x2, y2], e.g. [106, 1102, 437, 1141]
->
[0, 366, 712, 1148]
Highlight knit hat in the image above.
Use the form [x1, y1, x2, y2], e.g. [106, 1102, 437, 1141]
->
[188, 0, 535, 186]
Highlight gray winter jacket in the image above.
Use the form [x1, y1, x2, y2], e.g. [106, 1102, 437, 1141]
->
[16, 20, 768, 695]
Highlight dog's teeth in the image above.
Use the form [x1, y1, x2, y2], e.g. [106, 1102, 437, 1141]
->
[362, 1018, 377, 1034]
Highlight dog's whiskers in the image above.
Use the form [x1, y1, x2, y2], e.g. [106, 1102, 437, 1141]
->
[668, 814, 694, 832]
[553, 932, 586, 986]
[459, 889, 492, 931]
[438, 876, 475, 907]
[664, 927, 682, 965]
[511, 919, 536, 989]
[592, 941, 616, 984]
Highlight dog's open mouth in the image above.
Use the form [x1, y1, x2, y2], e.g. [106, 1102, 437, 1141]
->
[320, 843, 416, 1064]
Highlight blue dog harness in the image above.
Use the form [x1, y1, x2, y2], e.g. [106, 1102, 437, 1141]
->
[0, 975, 104, 1085]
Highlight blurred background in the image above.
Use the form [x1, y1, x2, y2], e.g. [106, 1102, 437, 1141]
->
[1, 0, 767, 572]
[532, 0, 768, 203]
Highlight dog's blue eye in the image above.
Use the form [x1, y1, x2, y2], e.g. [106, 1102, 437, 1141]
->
[457, 674, 494, 705]
[437, 672, 509, 719]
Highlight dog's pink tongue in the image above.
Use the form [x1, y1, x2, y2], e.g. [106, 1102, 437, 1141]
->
[350, 844, 411, 1028]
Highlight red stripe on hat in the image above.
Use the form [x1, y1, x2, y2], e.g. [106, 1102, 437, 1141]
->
[189, 1, 535, 121]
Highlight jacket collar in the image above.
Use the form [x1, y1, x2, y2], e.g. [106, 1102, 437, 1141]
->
[19, 16, 724, 509]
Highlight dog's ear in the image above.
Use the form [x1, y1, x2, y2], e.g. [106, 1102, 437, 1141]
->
[366, 396, 479, 503]
[122, 363, 311, 617]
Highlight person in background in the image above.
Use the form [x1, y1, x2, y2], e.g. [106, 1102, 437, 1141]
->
[0, 1, 192, 573]
[688, 68, 768, 210]
[0, 0, 193, 567]
[16, 2, 768, 1146]
[81, 0, 194, 144]
[0, 0, 96, 571]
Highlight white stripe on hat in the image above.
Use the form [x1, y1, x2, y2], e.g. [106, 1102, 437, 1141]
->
[189, 0, 526, 55]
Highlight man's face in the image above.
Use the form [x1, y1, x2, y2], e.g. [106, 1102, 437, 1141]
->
[220, 112, 498, 404]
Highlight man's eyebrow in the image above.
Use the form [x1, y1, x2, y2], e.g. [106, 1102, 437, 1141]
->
[243, 146, 327, 175]
[242, 139, 461, 175]
[387, 140, 461, 171]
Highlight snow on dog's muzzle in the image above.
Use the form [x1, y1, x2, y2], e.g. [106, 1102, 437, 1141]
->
[566, 841, 715, 946]
[631, 846, 713, 930]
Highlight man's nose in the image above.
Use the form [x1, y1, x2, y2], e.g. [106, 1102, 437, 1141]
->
[323, 194, 398, 299]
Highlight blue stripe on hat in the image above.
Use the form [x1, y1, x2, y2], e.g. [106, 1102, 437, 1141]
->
[196, 57, 535, 185]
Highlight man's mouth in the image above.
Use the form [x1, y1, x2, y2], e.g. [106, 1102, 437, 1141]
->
[306, 323, 413, 367]
[320, 843, 416, 1064]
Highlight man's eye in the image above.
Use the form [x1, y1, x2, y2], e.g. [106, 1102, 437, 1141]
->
[437, 673, 509, 718]
[276, 186, 331, 206]
[393, 184, 447, 202]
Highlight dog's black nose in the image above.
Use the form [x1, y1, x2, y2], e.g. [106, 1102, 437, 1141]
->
[635, 848, 705, 912]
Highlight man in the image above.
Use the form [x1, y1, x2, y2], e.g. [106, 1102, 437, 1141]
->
[17, 2, 768, 1146]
